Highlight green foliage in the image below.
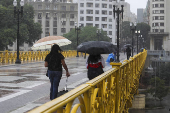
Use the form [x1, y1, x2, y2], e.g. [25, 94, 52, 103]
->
[159, 63, 170, 85]
[0, 1, 42, 50]
[121, 21, 150, 49]
[136, 22, 150, 49]
[63, 26, 110, 50]
[148, 77, 169, 101]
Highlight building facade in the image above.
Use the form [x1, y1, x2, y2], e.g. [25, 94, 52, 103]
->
[78, 0, 116, 44]
[8, 0, 78, 51]
[149, 0, 169, 51]
[137, 8, 144, 23]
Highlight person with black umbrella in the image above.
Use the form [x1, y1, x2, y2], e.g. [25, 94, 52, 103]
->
[86, 54, 105, 80]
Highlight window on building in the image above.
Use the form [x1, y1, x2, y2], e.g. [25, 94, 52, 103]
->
[46, 13, 50, 19]
[53, 21, 57, 27]
[86, 23, 93, 26]
[46, 5, 50, 10]
[95, 17, 99, 21]
[155, 4, 158, 7]
[155, 29, 158, 32]
[155, 23, 159, 26]
[155, 16, 159, 20]
[80, 3, 84, 7]
[80, 10, 84, 14]
[95, 10, 99, 14]
[102, 24, 107, 28]
[109, 24, 112, 29]
[61, 13, 66, 18]
[102, 10, 107, 15]
[87, 3, 93, 7]
[80, 17, 84, 21]
[70, 14, 74, 18]
[61, 21, 66, 26]
[54, 5, 57, 10]
[45, 28, 49, 36]
[102, 4, 107, 8]
[46, 21, 49, 27]
[61, 28, 66, 33]
[95, 24, 99, 28]
[160, 4, 164, 7]
[109, 31, 112, 35]
[53, 28, 57, 35]
[86, 16, 93, 21]
[160, 29, 164, 32]
[38, 13, 42, 19]
[53, 13, 57, 20]
[70, 6, 74, 11]
[38, 5, 42, 9]
[160, 23, 164, 26]
[109, 19, 112, 22]
[87, 10, 93, 14]
[160, 10, 164, 13]
[70, 21, 74, 26]
[95, 4, 99, 8]
[61, 6, 66, 11]
[109, 11, 112, 15]
[160, 16, 164, 20]
[109, 4, 112, 8]
[102, 17, 107, 21]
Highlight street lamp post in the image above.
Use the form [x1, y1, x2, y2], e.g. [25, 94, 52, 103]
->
[96, 30, 101, 41]
[13, 0, 24, 64]
[130, 22, 136, 57]
[135, 30, 140, 54]
[113, 0, 124, 62]
[75, 22, 81, 57]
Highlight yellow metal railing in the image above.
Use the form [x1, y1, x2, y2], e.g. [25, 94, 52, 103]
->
[0, 50, 83, 64]
[28, 50, 147, 113]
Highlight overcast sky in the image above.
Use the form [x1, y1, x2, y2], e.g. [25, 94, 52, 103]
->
[125, 0, 148, 15]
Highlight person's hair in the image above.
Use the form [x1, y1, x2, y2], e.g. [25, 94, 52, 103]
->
[50, 44, 62, 55]
[87, 54, 101, 63]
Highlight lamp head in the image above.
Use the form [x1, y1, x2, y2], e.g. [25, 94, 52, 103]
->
[13, 0, 17, 6]
[130, 22, 132, 27]
[134, 22, 137, 26]
[75, 22, 77, 26]
[20, 0, 24, 6]
[138, 30, 140, 33]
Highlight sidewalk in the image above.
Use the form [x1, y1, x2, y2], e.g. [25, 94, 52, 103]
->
[0, 53, 127, 113]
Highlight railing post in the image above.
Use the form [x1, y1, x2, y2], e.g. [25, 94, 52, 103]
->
[110, 62, 122, 113]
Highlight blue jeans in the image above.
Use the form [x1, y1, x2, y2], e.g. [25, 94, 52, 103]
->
[48, 70, 62, 100]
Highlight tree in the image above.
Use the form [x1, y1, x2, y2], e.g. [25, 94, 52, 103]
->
[121, 21, 132, 45]
[159, 62, 170, 85]
[62, 26, 110, 50]
[0, 0, 42, 50]
[148, 77, 169, 103]
[136, 22, 150, 49]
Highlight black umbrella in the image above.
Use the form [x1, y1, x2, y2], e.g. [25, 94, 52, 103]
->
[77, 41, 116, 55]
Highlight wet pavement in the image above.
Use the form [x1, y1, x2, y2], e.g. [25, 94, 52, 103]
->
[0, 53, 128, 113]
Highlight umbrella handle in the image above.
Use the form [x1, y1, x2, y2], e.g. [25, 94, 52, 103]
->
[64, 77, 68, 91]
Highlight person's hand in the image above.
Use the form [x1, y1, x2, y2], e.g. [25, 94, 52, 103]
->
[66, 71, 70, 77]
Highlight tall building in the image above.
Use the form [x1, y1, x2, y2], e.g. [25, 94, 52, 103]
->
[143, 0, 150, 24]
[149, 0, 170, 51]
[130, 12, 137, 23]
[137, 8, 144, 23]
[78, 0, 116, 44]
[8, 0, 78, 51]
[123, 2, 130, 22]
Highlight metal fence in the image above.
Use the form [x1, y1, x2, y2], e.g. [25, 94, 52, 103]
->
[28, 50, 147, 113]
[0, 50, 82, 64]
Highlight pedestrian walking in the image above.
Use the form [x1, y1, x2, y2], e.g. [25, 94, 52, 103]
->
[126, 46, 131, 60]
[44, 44, 70, 100]
[86, 54, 105, 80]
